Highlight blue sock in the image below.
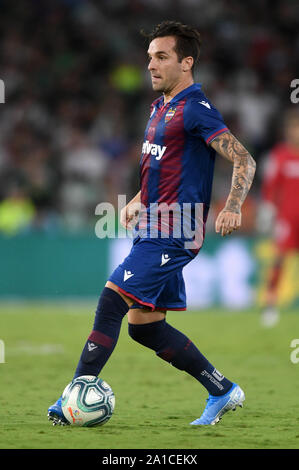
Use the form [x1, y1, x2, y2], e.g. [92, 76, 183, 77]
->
[74, 287, 128, 379]
[128, 319, 233, 396]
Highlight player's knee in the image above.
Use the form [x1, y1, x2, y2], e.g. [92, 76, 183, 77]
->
[128, 320, 166, 349]
[93, 287, 129, 327]
[128, 322, 145, 344]
[104, 281, 134, 307]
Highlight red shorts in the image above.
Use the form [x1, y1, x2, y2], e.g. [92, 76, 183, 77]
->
[274, 216, 299, 252]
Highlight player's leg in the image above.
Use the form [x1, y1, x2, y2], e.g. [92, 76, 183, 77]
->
[261, 253, 284, 327]
[73, 282, 132, 379]
[48, 282, 132, 425]
[127, 307, 166, 324]
[127, 303, 244, 425]
[49, 237, 156, 424]
[128, 306, 234, 396]
[119, 238, 244, 425]
[261, 216, 295, 327]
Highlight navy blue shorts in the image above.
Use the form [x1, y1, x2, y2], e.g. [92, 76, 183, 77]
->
[108, 236, 195, 311]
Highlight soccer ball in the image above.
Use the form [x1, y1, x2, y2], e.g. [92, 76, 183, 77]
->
[61, 375, 115, 427]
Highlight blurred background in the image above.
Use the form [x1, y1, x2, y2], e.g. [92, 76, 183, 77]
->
[0, 0, 298, 309]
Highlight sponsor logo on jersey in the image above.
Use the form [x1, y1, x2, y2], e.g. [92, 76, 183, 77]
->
[142, 140, 167, 160]
[165, 106, 176, 122]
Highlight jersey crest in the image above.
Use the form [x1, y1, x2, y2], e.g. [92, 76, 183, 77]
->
[165, 107, 176, 123]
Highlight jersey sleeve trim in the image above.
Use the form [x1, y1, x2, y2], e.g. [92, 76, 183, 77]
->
[205, 127, 229, 145]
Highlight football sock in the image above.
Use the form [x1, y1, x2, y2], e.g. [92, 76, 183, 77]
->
[128, 319, 233, 396]
[74, 287, 129, 379]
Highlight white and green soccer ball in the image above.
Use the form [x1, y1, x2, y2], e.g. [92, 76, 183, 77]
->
[61, 375, 115, 427]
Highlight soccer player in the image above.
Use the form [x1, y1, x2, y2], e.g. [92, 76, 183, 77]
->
[48, 21, 256, 426]
[259, 109, 299, 327]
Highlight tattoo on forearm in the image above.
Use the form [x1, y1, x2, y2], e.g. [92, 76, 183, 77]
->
[211, 132, 256, 213]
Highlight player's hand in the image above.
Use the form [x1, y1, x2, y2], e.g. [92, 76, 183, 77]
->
[120, 202, 141, 230]
[215, 209, 242, 236]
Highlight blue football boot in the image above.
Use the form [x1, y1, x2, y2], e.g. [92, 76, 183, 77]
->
[47, 396, 69, 426]
[190, 383, 245, 425]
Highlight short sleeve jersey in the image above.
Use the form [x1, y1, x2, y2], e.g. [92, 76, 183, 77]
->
[137, 83, 229, 249]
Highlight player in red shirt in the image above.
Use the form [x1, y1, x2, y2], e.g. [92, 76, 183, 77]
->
[260, 109, 299, 326]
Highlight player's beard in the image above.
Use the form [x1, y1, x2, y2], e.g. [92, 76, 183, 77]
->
[151, 77, 165, 92]
[152, 70, 182, 96]
[152, 78, 172, 95]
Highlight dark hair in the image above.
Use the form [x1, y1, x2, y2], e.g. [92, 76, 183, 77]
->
[141, 20, 201, 70]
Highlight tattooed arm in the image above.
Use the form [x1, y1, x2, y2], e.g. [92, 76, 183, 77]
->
[210, 131, 256, 236]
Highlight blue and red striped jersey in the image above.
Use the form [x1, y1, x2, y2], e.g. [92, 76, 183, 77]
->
[136, 83, 229, 252]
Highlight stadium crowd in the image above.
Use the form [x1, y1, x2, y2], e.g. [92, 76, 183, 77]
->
[0, 0, 298, 234]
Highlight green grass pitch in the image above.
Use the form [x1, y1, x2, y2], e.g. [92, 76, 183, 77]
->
[0, 302, 298, 449]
